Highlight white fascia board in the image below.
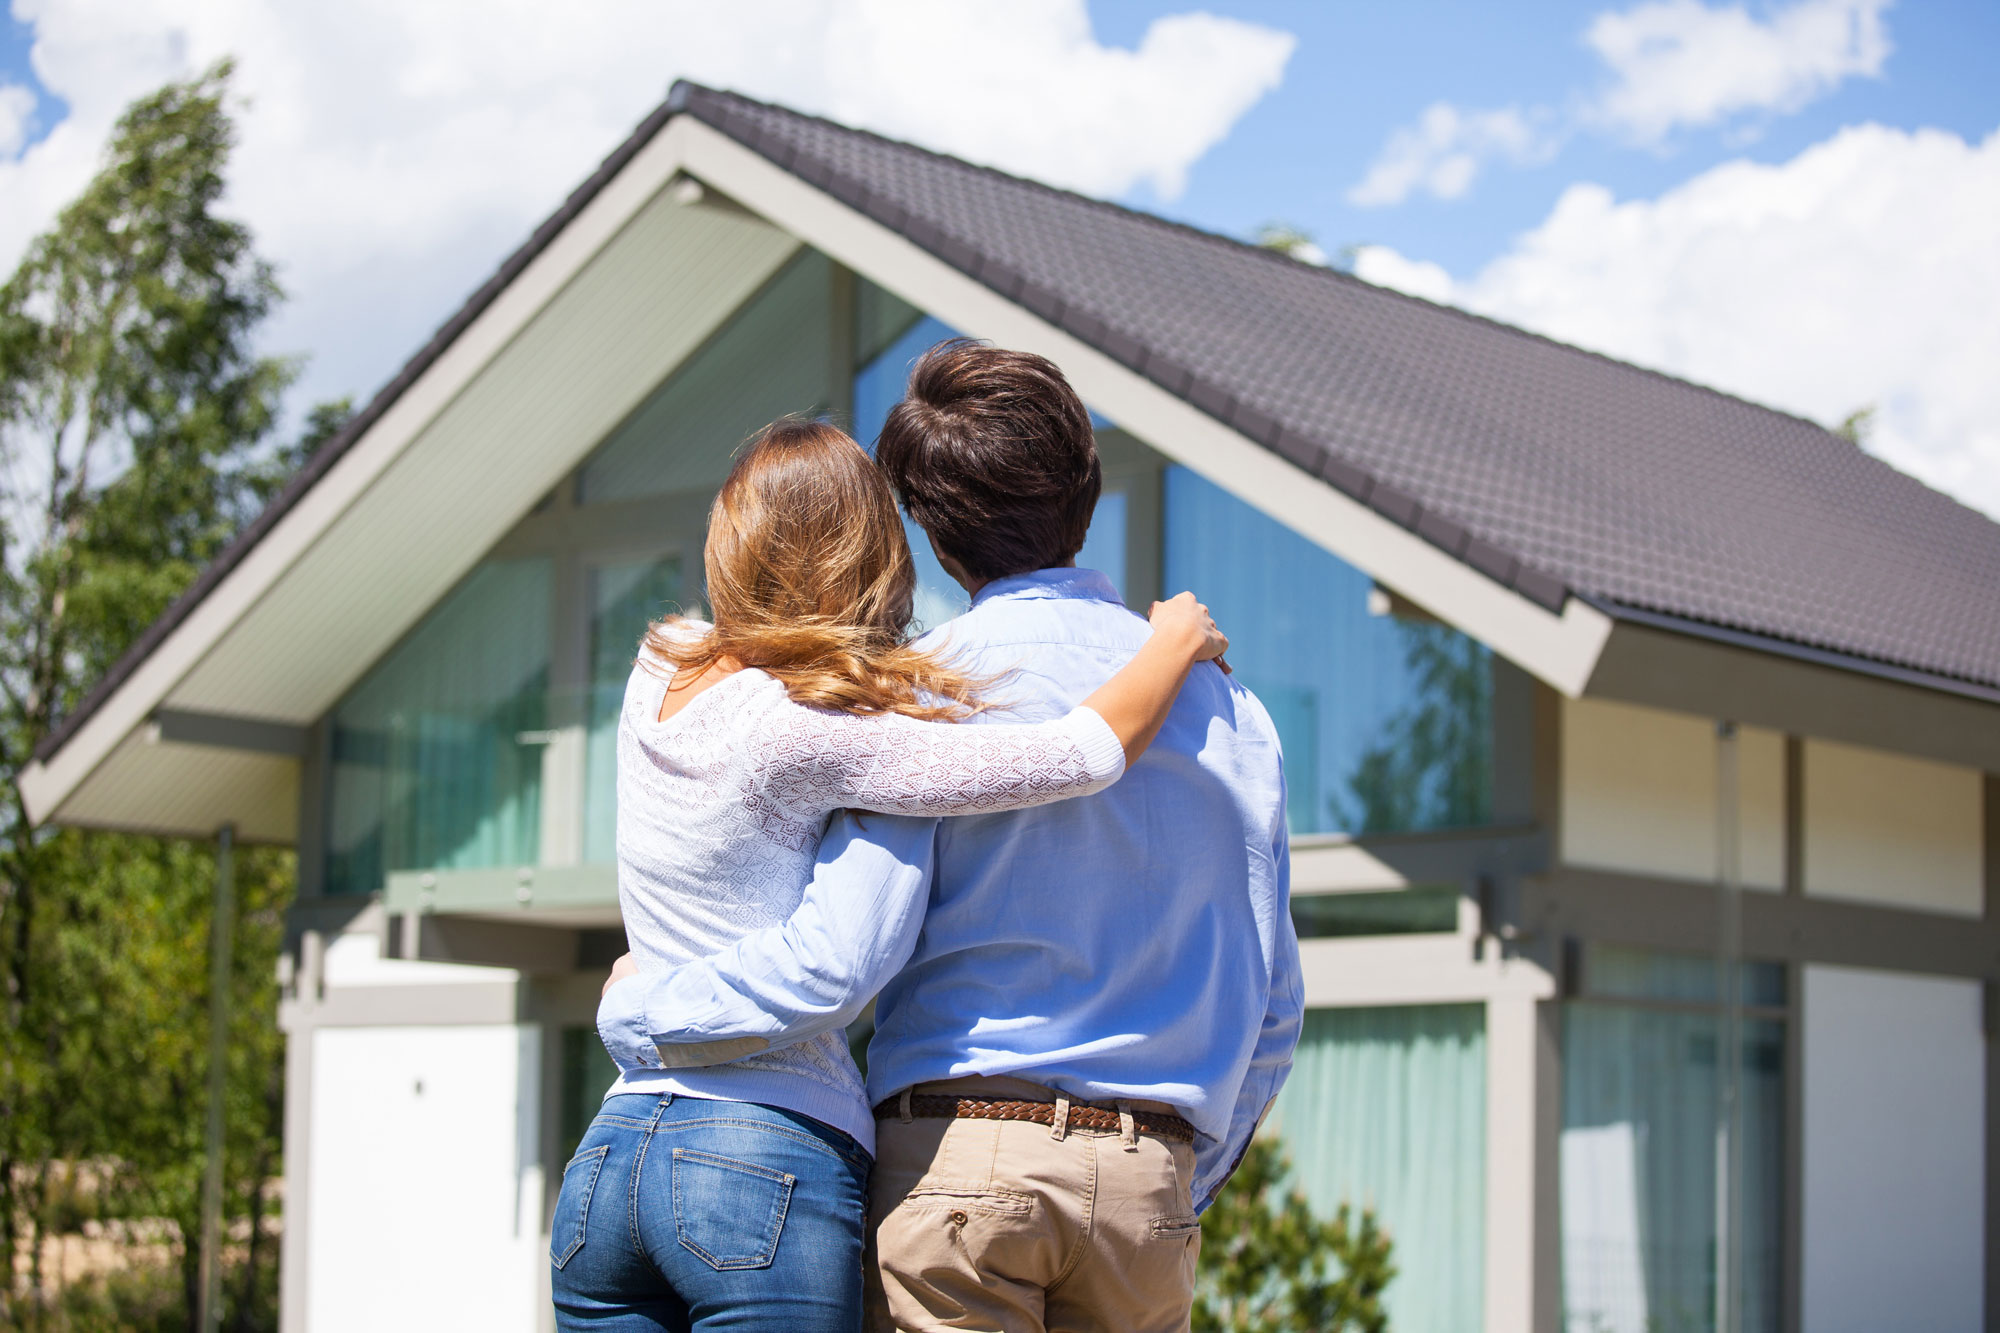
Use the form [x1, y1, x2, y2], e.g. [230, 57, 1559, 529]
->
[1289, 841, 1410, 892]
[20, 118, 704, 828]
[680, 121, 1615, 698]
[1297, 936, 1554, 1006]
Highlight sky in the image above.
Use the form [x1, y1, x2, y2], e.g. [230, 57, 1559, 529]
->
[0, 0, 1995, 518]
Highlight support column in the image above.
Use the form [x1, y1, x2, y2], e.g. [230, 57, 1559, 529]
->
[278, 928, 322, 1333]
[1984, 773, 1998, 1332]
[196, 824, 236, 1333]
[1486, 991, 1561, 1333]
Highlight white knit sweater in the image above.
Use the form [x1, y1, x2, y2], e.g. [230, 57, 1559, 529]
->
[603, 629, 1128, 1150]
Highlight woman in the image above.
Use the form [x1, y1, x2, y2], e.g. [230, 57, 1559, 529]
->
[550, 419, 1226, 1332]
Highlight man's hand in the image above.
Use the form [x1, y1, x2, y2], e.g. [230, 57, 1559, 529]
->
[603, 951, 638, 999]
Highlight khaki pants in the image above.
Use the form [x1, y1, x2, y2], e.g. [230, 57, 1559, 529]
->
[864, 1078, 1201, 1333]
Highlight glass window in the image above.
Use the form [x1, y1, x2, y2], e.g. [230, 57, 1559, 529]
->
[1290, 885, 1461, 938]
[1073, 488, 1127, 598]
[1562, 947, 1786, 1333]
[583, 556, 685, 863]
[1163, 466, 1493, 837]
[325, 558, 552, 894]
[853, 312, 970, 632]
[578, 249, 836, 505]
[1271, 1004, 1486, 1333]
[1582, 944, 1786, 1010]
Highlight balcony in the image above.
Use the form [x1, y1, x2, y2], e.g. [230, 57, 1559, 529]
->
[333, 685, 625, 930]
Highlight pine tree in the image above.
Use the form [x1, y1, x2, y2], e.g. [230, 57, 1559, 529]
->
[1193, 1138, 1397, 1333]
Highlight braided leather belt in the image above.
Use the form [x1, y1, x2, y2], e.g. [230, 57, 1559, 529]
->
[874, 1094, 1196, 1144]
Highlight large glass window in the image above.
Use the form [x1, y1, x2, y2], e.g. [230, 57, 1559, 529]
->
[1163, 467, 1492, 836]
[583, 556, 685, 863]
[1271, 1004, 1487, 1333]
[1561, 946, 1786, 1333]
[325, 558, 552, 894]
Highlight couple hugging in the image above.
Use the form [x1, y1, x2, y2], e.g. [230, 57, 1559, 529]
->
[551, 340, 1302, 1333]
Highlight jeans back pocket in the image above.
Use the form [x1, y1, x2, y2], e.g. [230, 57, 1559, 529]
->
[550, 1144, 611, 1269]
[672, 1147, 797, 1270]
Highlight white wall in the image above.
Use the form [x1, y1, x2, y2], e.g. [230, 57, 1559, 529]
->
[306, 1023, 545, 1333]
[1561, 697, 1785, 887]
[1802, 739, 1984, 915]
[1801, 965, 1984, 1333]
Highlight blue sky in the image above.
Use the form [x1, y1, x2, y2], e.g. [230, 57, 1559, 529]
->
[1093, 0, 1998, 273]
[0, 1, 1995, 515]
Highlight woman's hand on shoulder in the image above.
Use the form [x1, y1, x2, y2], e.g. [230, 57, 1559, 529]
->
[1148, 591, 1230, 672]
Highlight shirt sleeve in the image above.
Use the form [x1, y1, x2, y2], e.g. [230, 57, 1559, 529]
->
[760, 699, 1126, 818]
[1191, 782, 1305, 1211]
[597, 812, 939, 1072]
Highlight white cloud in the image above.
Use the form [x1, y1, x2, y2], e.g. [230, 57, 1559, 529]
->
[1346, 245, 1453, 303]
[1587, 0, 1892, 141]
[1348, 0, 1891, 207]
[0, 83, 36, 156]
[1347, 103, 1558, 207]
[1353, 122, 2000, 520]
[0, 0, 1294, 424]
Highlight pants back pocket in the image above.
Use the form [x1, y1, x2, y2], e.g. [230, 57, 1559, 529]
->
[672, 1147, 797, 1270]
[551, 1144, 611, 1269]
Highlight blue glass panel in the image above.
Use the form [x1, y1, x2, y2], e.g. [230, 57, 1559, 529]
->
[326, 558, 552, 893]
[1074, 488, 1127, 602]
[1163, 466, 1492, 836]
[853, 314, 969, 630]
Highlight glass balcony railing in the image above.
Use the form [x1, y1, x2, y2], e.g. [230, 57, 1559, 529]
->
[325, 683, 632, 898]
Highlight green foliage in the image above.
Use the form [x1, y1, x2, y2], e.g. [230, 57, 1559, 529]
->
[1254, 222, 1320, 259]
[43, 1257, 192, 1332]
[1334, 620, 1492, 835]
[1833, 405, 1875, 446]
[1194, 1138, 1397, 1333]
[0, 61, 322, 1328]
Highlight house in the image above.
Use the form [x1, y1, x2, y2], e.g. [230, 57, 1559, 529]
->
[19, 81, 1999, 1333]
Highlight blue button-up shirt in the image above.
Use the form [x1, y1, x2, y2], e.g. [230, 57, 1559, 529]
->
[598, 567, 1302, 1206]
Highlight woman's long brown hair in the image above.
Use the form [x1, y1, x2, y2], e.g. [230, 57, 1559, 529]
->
[643, 418, 987, 720]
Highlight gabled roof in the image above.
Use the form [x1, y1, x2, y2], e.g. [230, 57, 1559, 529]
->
[27, 80, 2000, 814]
[672, 84, 2000, 698]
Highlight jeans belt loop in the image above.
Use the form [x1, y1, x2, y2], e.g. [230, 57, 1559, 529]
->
[1115, 1099, 1139, 1152]
[1051, 1094, 1071, 1142]
[898, 1088, 914, 1123]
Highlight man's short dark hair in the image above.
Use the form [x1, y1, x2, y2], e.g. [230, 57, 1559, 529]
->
[874, 340, 1101, 584]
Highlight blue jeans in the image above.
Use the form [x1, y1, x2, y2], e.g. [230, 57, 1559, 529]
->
[551, 1094, 871, 1332]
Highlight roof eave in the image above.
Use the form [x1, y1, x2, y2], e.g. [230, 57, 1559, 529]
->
[1589, 597, 2000, 710]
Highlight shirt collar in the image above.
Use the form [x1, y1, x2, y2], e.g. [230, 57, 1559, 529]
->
[970, 566, 1124, 609]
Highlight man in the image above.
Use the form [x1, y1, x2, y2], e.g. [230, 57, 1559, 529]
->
[600, 341, 1300, 1332]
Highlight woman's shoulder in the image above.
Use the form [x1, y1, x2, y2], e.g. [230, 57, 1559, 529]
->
[627, 616, 708, 674]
